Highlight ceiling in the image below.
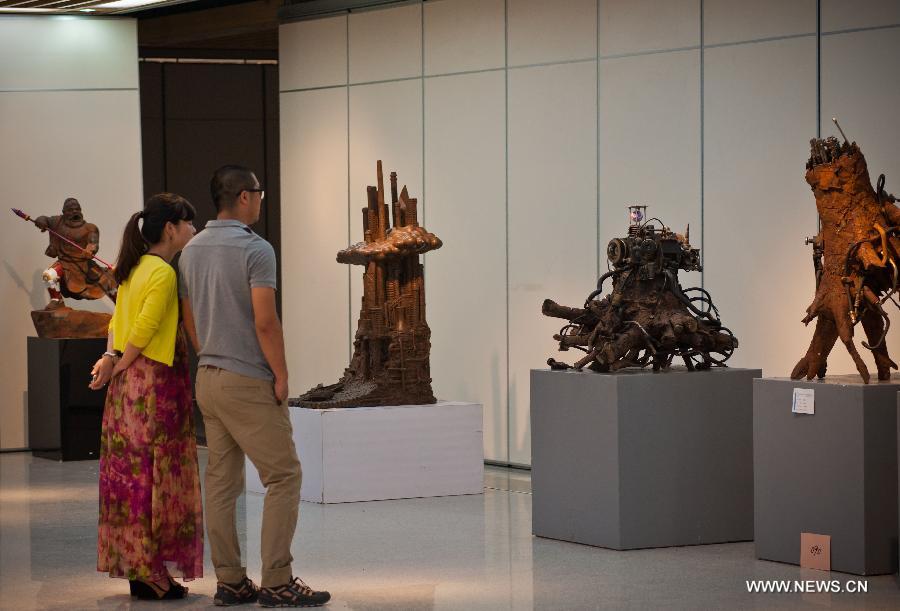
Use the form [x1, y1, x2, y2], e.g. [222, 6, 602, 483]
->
[137, 0, 280, 53]
[0, 1, 205, 15]
[0, 0, 397, 55]
[0, 0, 282, 54]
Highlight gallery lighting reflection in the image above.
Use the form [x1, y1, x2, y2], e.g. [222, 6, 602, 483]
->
[96, 0, 170, 9]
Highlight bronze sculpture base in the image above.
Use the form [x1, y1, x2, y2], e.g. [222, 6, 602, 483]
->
[31, 307, 111, 339]
[291, 378, 435, 409]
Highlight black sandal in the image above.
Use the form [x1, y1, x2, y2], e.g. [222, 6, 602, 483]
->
[167, 576, 188, 596]
[128, 578, 186, 600]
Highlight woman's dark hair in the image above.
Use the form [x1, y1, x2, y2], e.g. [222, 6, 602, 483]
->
[114, 192, 196, 284]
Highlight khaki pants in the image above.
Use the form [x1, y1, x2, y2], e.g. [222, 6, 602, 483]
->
[196, 366, 301, 587]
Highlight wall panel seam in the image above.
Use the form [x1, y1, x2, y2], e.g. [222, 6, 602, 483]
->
[346, 13, 352, 363]
[508, 57, 596, 71]
[425, 66, 506, 79]
[283, 44, 785, 95]
[596, 0, 601, 278]
[349, 75, 422, 87]
[816, 0, 821, 140]
[162, 118, 271, 124]
[822, 23, 900, 36]
[504, 0, 510, 465]
[599, 45, 701, 60]
[0, 88, 138, 93]
[700, 0, 704, 289]
[420, 0, 425, 231]
[161, 65, 168, 192]
[286, 67, 508, 93]
[704, 32, 816, 50]
[816, 0, 821, 235]
[425, 67, 506, 79]
[281, 84, 347, 93]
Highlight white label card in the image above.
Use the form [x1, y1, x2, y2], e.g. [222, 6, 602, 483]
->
[792, 388, 815, 414]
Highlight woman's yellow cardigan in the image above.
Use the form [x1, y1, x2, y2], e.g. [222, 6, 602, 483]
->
[110, 255, 179, 366]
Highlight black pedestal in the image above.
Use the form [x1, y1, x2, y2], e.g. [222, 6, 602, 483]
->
[27, 336, 107, 461]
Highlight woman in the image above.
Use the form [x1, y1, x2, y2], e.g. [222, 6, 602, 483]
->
[90, 193, 201, 600]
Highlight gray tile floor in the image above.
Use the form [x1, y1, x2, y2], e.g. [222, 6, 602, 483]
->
[1, 450, 898, 610]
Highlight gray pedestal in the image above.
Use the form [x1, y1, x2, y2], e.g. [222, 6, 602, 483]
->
[531, 367, 758, 550]
[754, 377, 899, 575]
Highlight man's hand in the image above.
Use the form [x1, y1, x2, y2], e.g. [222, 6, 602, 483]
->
[252, 287, 290, 405]
[274, 376, 289, 405]
[181, 298, 201, 353]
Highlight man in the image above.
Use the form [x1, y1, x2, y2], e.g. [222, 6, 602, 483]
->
[179, 165, 330, 608]
[34, 197, 116, 308]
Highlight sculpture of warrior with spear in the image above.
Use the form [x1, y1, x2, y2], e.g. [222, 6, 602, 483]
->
[12, 199, 118, 338]
[13, 198, 117, 310]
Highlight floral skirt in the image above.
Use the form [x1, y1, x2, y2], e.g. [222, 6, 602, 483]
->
[97, 335, 203, 580]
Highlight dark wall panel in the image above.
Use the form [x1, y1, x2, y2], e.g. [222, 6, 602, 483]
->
[164, 119, 267, 232]
[263, 64, 280, 303]
[164, 63, 264, 120]
[140, 61, 279, 248]
[139, 62, 165, 197]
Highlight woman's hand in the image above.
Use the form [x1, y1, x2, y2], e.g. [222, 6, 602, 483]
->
[111, 358, 130, 379]
[89, 356, 114, 390]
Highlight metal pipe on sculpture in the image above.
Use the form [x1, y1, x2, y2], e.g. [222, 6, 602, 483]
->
[832, 117, 849, 143]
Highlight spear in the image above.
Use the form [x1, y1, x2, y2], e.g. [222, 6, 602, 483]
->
[11, 208, 114, 269]
[832, 117, 849, 143]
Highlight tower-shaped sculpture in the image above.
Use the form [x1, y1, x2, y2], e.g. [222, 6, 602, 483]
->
[293, 161, 442, 408]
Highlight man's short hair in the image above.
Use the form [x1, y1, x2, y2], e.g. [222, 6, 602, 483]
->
[210, 165, 256, 212]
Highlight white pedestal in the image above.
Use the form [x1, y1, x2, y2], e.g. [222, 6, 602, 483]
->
[245, 401, 484, 503]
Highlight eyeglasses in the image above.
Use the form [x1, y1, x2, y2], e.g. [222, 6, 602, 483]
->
[244, 188, 266, 200]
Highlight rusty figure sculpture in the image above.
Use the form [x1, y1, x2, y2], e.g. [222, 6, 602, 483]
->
[292, 161, 442, 408]
[543, 206, 737, 372]
[29, 198, 117, 307]
[13, 199, 118, 338]
[791, 122, 900, 383]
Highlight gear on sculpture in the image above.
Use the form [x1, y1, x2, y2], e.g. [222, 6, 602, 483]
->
[542, 206, 737, 372]
[791, 122, 900, 384]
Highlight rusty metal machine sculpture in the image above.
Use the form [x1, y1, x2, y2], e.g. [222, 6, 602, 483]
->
[791, 119, 900, 383]
[292, 161, 442, 408]
[543, 206, 737, 372]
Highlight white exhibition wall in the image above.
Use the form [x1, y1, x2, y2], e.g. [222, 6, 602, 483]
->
[0, 16, 143, 449]
[279, 0, 900, 466]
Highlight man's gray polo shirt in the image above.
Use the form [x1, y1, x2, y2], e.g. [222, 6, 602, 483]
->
[179, 219, 277, 380]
